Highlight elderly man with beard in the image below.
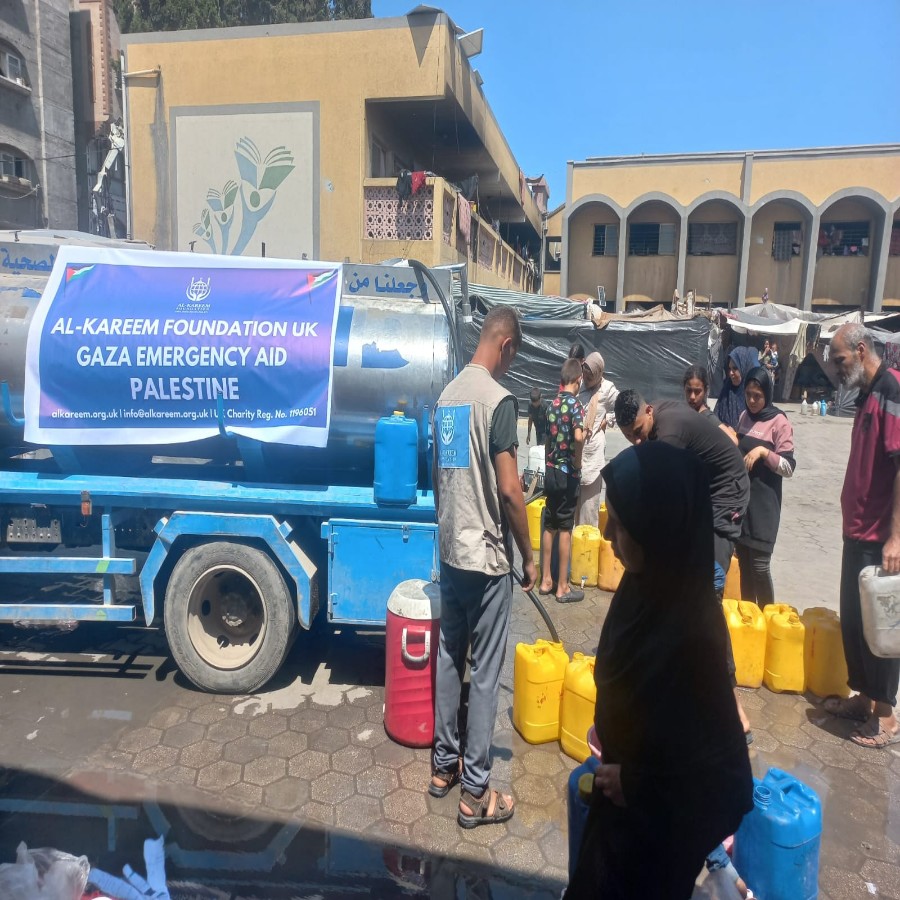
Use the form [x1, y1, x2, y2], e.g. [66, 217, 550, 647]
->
[825, 323, 900, 749]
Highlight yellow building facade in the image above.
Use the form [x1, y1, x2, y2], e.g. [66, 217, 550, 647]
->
[122, 10, 542, 290]
[549, 146, 900, 311]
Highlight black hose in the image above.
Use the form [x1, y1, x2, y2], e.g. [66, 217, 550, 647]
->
[512, 564, 560, 644]
[406, 258, 463, 373]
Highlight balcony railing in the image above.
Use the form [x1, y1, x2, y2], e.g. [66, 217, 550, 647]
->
[363, 177, 535, 292]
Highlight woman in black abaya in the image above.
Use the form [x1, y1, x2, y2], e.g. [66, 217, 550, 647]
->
[566, 442, 753, 900]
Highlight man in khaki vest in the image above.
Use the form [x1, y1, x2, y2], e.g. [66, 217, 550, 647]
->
[428, 306, 537, 828]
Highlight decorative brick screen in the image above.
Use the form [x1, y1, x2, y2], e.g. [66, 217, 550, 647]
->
[364, 185, 434, 241]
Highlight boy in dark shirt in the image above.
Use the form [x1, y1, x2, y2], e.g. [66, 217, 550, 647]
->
[539, 359, 585, 602]
[526, 388, 549, 446]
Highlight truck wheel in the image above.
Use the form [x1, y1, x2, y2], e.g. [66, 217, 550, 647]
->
[164, 542, 296, 694]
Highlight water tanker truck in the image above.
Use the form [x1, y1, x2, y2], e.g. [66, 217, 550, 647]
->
[0, 248, 459, 693]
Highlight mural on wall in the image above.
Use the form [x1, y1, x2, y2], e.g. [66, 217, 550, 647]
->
[174, 107, 316, 260]
[193, 139, 295, 255]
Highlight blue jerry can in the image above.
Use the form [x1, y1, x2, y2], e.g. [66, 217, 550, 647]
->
[566, 755, 601, 880]
[734, 767, 822, 900]
[374, 412, 418, 507]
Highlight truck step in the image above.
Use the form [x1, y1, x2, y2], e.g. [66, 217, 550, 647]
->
[0, 557, 136, 575]
[0, 603, 137, 622]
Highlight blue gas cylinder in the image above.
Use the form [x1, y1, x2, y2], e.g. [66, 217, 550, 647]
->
[567, 755, 601, 880]
[733, 767, 822, 900]
[374, 412, 419, 507]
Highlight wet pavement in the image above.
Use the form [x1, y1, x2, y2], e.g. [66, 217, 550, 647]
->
[0, 405, 897, 898]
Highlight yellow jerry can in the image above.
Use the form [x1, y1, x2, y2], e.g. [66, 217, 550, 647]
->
[724, 555, 742, 600]
[598, 503, 608, 535]
[802, 607, 850, 699]
[570, 525, 601, 586]
[559, 652, 597, 762]
[512, 640, 569, 744]
[723, 599, 767, 688]
[527, 497, 546, 552]
[763, 604, 806, 693]
[598, 538, 624, 592]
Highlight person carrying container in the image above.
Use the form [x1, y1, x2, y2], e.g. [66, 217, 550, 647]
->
[428, 306, 537, 826]
[824, 323, 900, 749]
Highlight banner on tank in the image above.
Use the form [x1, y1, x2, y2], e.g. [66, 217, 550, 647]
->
[24, 247, 342, 447]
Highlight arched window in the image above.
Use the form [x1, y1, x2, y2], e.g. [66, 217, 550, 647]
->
[0, 145, 35, 187]
[0, 43, 29, 88]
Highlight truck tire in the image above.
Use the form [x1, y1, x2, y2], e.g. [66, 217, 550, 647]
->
[164, 541, 296, 694]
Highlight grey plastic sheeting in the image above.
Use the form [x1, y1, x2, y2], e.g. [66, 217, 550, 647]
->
[463, 314, 710, 408]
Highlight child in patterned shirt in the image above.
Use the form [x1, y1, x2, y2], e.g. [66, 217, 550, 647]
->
[539, 358, 585, 602]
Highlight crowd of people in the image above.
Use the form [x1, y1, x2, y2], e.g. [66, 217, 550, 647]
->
[427, 308, 898, 897]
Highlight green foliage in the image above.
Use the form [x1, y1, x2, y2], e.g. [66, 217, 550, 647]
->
[113, 0, 372, 33]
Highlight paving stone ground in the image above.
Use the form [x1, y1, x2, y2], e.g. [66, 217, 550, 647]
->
[0, 402, 897, 897]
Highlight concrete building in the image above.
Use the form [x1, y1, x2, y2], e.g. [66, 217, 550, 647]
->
[122, 10, 543, 290]
[70, 0, 126, 238]
[547, 145, 900, 312]
[0, 0, 77, 230]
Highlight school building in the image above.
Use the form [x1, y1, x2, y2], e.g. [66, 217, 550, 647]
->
[544, 145, 900, 312]
[121, 9, 544, 291]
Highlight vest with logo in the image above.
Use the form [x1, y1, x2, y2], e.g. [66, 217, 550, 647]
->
[433, 364, 515, 576]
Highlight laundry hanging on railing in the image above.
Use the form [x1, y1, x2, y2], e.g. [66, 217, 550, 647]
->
[457, 195, 472, 243]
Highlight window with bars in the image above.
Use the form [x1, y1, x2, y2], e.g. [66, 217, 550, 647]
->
[688, 222, 738, 256]
[890, 223, 900, 257]
[772, 222, 802, 261]
[819, 221, 870, 257]
[592, 224, 618, 256]
[628, 223, 676, 256]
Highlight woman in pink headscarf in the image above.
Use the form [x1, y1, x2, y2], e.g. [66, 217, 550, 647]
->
[576, 352, 619, 527]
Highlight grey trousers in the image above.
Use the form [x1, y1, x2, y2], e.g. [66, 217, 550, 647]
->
[433, 561, 512, 796]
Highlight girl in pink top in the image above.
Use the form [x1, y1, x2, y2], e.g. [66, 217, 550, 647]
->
[735, 367, 796, 606]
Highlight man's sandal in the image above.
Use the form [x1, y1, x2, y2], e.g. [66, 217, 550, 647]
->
[457, 787, 515, 828]
[850, 720, 900, 750]
[823, 695, 871, 722]
[428, 761, 461, 798]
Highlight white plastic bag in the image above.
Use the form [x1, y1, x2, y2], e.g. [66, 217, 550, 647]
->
[0, 841, 89, 900]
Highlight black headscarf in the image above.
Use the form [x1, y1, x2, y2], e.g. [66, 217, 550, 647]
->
[744, 366, 785, 423]
[716, 346, 759, 429]
[595, 442, 751, 816]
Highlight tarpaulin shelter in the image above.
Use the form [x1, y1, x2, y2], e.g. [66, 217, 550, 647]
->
[461, 283, 710, 407]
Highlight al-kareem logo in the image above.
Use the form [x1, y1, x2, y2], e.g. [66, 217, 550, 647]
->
[176, 276, 212, 313]
[186, 276, 211, 303]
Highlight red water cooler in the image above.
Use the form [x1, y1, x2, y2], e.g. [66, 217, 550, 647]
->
[384, 579, 441, 747]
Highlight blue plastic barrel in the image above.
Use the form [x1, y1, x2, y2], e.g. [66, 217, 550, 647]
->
[374, 412, 418, 507]
[734, 767, 821, 900]
[567, 755, 601, 880]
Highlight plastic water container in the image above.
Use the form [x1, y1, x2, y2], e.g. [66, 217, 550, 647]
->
[763, 604, 806, 692]
[858, 566, 900, 657]
[734, 768, 822, 900]
[528, 444, 546, 473]
[527, 497, 546, 552]
[384, 579, 440, 747]
[570, 525, 601, 587]
[724, 554, 742, 600]
[598, 503, 608, 534]
[802, 607, 850, 698]
[512, 640, 569, 744]
[567, 755, 601, 879]
[723, 599, 767, 688]
[374, 411, 418, 507]
[560, 653, 597, 761]
[598, 538, 624, 592]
